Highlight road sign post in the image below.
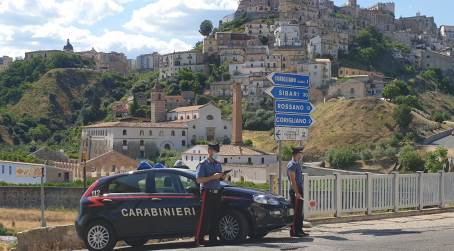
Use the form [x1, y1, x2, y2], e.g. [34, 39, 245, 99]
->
[267, 72, 314, 197]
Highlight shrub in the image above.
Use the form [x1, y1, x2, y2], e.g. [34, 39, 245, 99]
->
[431, 112, 449, 123]
[326, 148, 356, 169]
[398, 145, 425, 172]
[360, 149, 373, 161]
[0, 223, 14, 236]
[393, 104, 413, 131]
[425, 147, 448, 173]
[243, 139, 253, 146]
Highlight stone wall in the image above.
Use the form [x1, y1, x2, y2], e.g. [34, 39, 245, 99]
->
[16, 225, 84, 251]
[0, 187, 84, 209]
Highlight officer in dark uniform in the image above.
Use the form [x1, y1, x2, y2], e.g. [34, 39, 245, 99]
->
[287, 146, 309, 237]
[194, 143, 225, 246]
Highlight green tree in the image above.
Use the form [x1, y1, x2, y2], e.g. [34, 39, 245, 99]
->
[28, 124, 51, 142]
[393, 105, 413, 131]
[425, 147, 448, 173]
[326, 148, 356, 169]
[199, 20, 213, 37]
[398, 145, 424, 172]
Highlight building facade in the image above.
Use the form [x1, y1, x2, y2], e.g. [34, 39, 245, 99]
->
[159, 51, 205, 78]
[274, 22, 302, 47]
[0, 56, 13, 72]
[136, 52, 161, 71]
[0, 160, 72, 184]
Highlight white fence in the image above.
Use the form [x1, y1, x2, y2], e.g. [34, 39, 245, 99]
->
[279, 171, 454, 218]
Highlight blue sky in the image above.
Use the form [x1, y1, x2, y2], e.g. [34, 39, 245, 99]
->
[0, 0, 452, 59]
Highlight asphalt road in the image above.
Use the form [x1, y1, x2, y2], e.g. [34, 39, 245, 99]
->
[110, 212, 454, 251]
[432, 135, 454, 149]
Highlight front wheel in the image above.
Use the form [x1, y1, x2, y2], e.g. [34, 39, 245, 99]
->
[218, 210, 249, 244]
[84, 220, 117, 251]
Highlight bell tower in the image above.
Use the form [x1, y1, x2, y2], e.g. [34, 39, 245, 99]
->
[150, 81, 166, 123]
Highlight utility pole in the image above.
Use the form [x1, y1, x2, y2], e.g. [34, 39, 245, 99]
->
[40, 162, 47, 227]
[277, 140, 282, 196]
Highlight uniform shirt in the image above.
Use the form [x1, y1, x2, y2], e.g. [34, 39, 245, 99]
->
[287, 160, 303, 188]
[196, 158, 222, 190]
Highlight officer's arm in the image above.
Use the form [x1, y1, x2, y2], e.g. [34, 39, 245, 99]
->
[288, 171, 300, 194]
[196, 175, 221, 184]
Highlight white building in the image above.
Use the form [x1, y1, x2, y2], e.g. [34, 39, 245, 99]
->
[182, 145, 277, 170]
[167, 103, 232, 143]
[308, 35, 349, 59]
[0, 160, 72, 184]
[83, 103, 231, 160]
[160, 50, 205, 78]
[441, 25, 454, 40]
[300, 59, 332, 88]
[274, 22, 302, 47]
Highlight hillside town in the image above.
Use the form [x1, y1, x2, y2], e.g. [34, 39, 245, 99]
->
[0, 0, 453, 182]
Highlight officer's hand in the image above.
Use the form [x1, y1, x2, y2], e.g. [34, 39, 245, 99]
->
[295, 193, 302, 199]
[220, 173, 226, 181]
[213, 173, 223, 180]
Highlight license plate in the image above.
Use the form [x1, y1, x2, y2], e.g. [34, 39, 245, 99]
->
[288, 208, 294, 216]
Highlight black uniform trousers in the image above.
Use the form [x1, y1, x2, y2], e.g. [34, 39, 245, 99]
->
[289, 187, 304, 235]
[195, 189, 222, 244]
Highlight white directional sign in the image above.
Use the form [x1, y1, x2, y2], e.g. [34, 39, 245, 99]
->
[274, 127, 309, 141]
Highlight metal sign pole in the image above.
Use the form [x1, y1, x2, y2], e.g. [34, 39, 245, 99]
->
[278, 140, 282, 196]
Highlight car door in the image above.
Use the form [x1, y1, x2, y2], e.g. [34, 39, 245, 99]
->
[101, 172, 151, 238]
[147, 170, 201, 236]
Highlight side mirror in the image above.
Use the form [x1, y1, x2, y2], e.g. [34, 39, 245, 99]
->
[187, 186, 200, 195]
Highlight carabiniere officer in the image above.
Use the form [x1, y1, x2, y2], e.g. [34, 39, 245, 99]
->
[287, 146, 309, 238]
[194, 143, 225, 246]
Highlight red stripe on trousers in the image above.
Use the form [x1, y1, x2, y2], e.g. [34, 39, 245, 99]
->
[194, 190, 207, 244]
[291, 196, 302, 236]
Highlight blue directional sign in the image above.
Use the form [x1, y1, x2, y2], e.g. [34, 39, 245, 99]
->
[268, 73, 310, 89]
[266, 86, 309, 101]
[275, 114, 314, 128]
[275, 100, 314, 114]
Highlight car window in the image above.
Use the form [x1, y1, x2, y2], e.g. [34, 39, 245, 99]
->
[179, 175, 198, 193]
[106, 173, 147, 194]
[153, 172, 184, 194]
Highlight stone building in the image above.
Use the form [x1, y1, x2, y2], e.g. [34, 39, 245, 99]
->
[274, 21, 302, 47]
[80, 150, 138, 179]
[245, 22, 274, 37]
[112, 101, 129, 119]
[235, 0, 279, 19]
[300, 59, 332, 88]
[415, 49, 454, 72]
[441, 25, 454, 40]
[396, 14, 438, 36]
[76, 49, 129, 75]
[150, 83, 167, 123]
[338, 67, 373, 78]
[25, 50, 61, 60]
[159, 50, 205, 78]
[136, 52, 161, 71]
[0, 56, 13, 72]
[328, 79, 367, 99]
[308, 33, 349, 59]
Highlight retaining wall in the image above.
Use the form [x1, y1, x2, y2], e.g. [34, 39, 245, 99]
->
[0, 187, 84, 209]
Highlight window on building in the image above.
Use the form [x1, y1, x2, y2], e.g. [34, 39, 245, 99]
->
[9, 166, 12, 175]
[224, 126, 227, 130]
[1, 165, 4, 174]
[191, 156, 194, 161]
[261, 157, 265, 164]
[140, 130, 144, 136]
[140, 140, 144, 146]
[149, 130, 153, 136]
[180, 116, 184, 120]
[350, 88, 355, 94]
[186, 115, 190, 119]
[171, 131, 175, 136]
[122, 129, 127, 136]
[248, 158, 252, 165]
[182, 140, 186, 146]
[107, 173, 147, 194]
[182, 131, 186, 136]
[194, 115, 197, 119]
[123, 140, 127, 146]
[207, 115, 214, 120]
[224, 158, 228, 164]
[58, 173, 62, 178]
[164, 144, 171, 150]
[193, 125, 196, 129]
[112, 165, 116, 172]
[185, 155, 188, 161]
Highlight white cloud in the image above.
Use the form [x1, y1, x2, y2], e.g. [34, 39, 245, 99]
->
[124, 0, 237, 33]
[0, 0, 132, 25]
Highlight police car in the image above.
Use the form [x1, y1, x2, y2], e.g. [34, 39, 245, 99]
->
[75, 168, 293, 251]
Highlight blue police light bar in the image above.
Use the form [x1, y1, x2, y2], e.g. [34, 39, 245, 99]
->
[268, 73, 310, 89]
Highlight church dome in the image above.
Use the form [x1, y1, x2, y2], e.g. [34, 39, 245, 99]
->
[63, 39, 74, 52]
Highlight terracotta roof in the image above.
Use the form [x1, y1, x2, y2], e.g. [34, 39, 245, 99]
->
[170, 104, 207, 113]
[84, 121, 188, 129]
[184, 145, 273, 156]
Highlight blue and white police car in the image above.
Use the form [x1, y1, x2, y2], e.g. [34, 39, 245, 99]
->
[75, 168, 293, 251]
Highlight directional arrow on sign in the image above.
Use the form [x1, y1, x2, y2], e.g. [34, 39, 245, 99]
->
[275, 100, 315, 114]
[265, 86, 310, 101]
[267, 72, 310, 89]
[275, 114, 314, 128]
[275, 127, 309, 141]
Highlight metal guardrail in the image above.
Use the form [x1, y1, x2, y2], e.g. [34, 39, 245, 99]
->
[278, 171, 454, 218]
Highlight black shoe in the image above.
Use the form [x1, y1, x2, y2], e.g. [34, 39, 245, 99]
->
[290, 231, 309, 238]
[203, 241, 219, 247]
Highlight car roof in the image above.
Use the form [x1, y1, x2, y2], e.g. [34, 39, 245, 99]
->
[105, 168, 196, 180]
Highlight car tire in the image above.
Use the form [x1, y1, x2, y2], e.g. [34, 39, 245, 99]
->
[249, 233, 268, 240]
[125, 239, 148, 248]
[84, 220, 117, 251]
[218, 210, 249, 244]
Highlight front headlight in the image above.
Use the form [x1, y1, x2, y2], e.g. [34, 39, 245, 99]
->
[253, 194, 280, 206]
